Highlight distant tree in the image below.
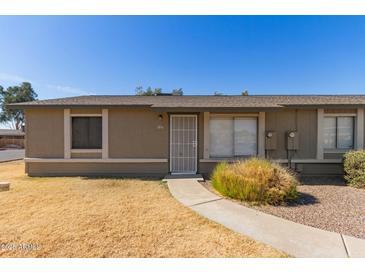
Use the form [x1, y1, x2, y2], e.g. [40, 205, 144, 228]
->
[136, 86, 183, 96]
[214, 91, 223, 96]
[135, 86, 144, 95]
[135, 86, 162, 96]
[171, 88, 183, 96]
[0, 82, 38, 129]
[242, 90, 249, 96]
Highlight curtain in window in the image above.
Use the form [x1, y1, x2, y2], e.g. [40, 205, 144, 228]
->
[234, 118, 257, 156]
[209, 117, 257, 157]
[209, 118, 233, 157]
[323, 116, 354, 149]
[324, 117, 336, 149]
[337, 117, 354, 149]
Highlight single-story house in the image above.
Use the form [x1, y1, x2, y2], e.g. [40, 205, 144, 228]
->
[0, 128, 25, 148]
[9, 95, 365, 177]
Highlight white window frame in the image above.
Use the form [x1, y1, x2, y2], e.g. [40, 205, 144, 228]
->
[323, 113, 355, 152]
[64, 109, 108, 158]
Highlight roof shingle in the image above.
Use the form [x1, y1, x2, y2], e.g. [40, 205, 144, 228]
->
[9, 95, 365, 109]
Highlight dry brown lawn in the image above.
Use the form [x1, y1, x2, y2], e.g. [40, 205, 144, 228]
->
[0, 161, 285, 258]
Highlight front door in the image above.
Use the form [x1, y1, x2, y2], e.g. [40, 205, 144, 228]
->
[170, 115, 197, 174]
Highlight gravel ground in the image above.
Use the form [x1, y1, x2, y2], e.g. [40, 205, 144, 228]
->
[202, 177, 365, 239]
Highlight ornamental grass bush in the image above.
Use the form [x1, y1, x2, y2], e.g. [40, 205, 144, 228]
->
[344, 150, 365, 188]
[211, 158, 298, 205]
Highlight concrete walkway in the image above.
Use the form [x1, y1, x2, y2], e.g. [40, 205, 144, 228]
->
[164, 176, 365, 258]
[0, 149, 24, 163]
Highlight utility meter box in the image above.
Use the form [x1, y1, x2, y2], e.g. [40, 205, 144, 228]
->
[286, 131, 299, 150]
[265, 131, 277, 150]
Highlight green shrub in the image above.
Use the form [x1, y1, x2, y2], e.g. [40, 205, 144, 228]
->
[344, 150, 365, 188]
[211, 158, 298, 205]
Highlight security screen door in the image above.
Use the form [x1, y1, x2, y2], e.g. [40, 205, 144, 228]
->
[170, 115, 197, 174]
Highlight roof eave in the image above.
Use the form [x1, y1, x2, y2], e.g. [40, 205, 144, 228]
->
[280, 104, 365, 109]
[150, 106, 283, 112]
[7, 104, 153, 110]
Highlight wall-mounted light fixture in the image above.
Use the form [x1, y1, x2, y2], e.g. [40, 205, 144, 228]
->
[158, 114, 163, 121]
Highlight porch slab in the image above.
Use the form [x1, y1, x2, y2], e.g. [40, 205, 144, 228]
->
[165, 175, 221, 207]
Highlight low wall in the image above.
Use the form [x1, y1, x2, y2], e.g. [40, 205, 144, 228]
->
[199, 161, 344, 179]
[25, 162, 168, 178]
[295, 163, 344, 176]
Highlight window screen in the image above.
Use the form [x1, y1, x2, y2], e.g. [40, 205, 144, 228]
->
[337, 117, 354, 149]
[234, 118, 257, 156]
[323, 116, 354, 149]
[209, 118, 234, 157]
[72, 117, 102, 149]
[324, 117, 336, 149]
[209, 117, 257, 157]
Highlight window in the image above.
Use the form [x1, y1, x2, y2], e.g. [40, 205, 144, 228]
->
[210, 118, 233, 157]
[323, 116, 354, 149]
[209, 117, 257, 157]
[72, 117, 102, 149]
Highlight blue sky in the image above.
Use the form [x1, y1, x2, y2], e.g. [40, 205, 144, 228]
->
[0, 16, 365, 98]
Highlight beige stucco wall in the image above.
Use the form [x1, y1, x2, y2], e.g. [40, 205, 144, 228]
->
[25, 107, 354, 177]
[25, 107, 319, 162]
[108, 109, 169, 158]
[25, 109, 64, 158]
[265, 109, 317, 159]
[295, 109, 318, 158]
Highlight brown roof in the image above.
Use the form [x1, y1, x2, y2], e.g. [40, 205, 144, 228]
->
[8, 95, 365, 110]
